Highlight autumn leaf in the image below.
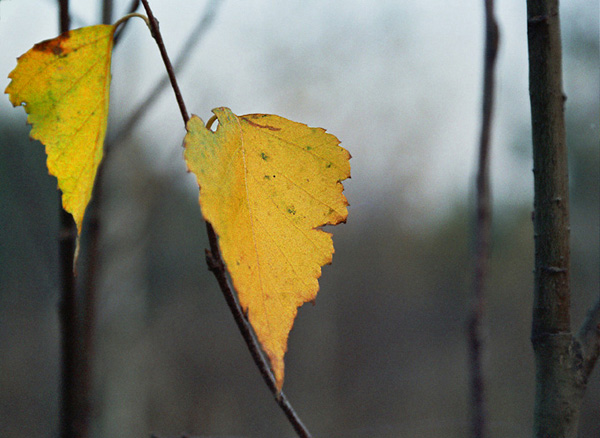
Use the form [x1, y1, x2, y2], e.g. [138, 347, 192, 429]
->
[184, 107, 350, 390]
[5, 24, 117, 237]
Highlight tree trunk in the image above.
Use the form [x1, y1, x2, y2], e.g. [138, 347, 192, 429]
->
[526, 1, 597, 436]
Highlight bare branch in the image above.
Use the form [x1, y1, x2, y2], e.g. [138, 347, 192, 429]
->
[102, 0, 113, 25]
[139, 1, 312, 436]
[468, 1, 499, 438]
[140, 0, 189, 123]
[58, 0, 70, 31]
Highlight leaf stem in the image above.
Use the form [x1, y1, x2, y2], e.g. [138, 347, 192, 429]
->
[139, 1, 313, 436]
[205, 114, 218, 130]
[113, 12, 150, 31]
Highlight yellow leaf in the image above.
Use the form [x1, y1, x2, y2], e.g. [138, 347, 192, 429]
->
[5, 24, 117, 235]
[184, 107, 350, 390]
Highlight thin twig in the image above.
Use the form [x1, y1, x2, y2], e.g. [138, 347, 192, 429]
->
[468, 1, 499, 438]
[102, 0, 113, 26]
[139, 1, 312, 436]
[58, 0, 70, 31]
[140, 0, 189, 122]
[110, 0, 221, 145]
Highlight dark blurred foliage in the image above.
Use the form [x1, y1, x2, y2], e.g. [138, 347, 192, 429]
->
[1, 115, 597, 438]
[1, 18, 598, 438]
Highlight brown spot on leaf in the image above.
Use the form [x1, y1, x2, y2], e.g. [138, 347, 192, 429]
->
[33, 33, 71, 56]
[242, 118, 281, 131]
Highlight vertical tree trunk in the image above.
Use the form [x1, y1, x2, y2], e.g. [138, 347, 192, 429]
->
[526, 1, 593, 436]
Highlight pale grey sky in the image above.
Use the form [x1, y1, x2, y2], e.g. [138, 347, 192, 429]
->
[1, 0, 597, 227]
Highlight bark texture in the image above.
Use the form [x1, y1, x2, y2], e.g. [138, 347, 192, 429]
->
[527, 1, 599, 436]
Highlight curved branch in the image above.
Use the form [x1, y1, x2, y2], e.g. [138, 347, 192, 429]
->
[139, 1, 312, 436]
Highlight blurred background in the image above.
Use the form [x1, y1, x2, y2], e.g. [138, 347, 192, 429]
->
[0, 0, 598, 437]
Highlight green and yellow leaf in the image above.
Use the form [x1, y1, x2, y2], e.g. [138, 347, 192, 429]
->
[5, 24, 117, 235]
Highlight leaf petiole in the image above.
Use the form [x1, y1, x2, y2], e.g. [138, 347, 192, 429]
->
[206, 114, 218, 130]
[113, 12, 151, 31]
